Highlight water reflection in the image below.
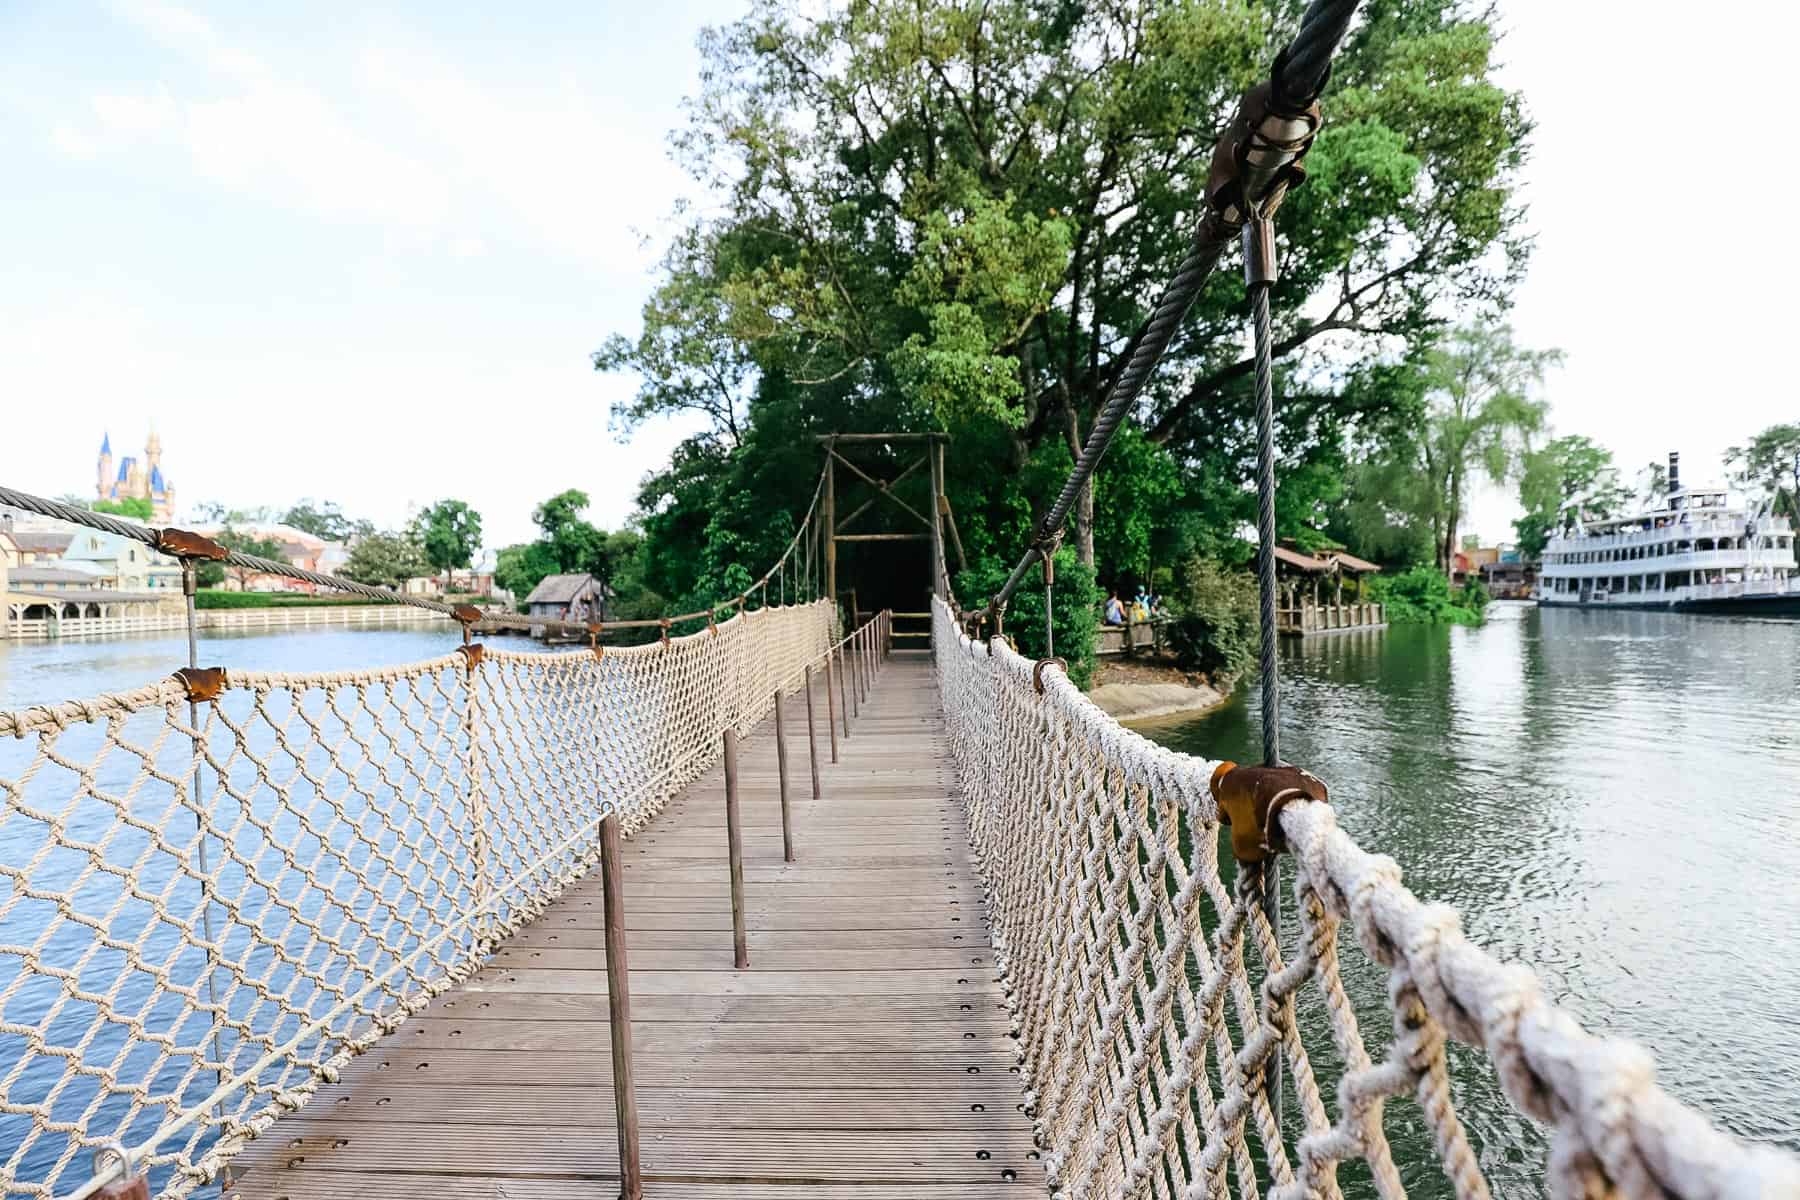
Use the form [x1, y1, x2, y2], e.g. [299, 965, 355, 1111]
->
[1144, 603, 1800, 1194]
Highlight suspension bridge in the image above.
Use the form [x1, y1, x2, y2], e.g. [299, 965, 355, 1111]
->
[6, 2, 1800, 1198]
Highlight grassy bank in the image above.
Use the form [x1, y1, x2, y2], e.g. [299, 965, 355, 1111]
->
[1366, 566, 1488, 626]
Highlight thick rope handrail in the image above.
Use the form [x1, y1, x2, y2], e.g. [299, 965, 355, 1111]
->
[0, 600, 834, 1199]
[931, 597, 1800, 1200]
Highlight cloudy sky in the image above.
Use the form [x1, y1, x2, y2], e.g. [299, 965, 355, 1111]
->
[2, 0, 1794, 552]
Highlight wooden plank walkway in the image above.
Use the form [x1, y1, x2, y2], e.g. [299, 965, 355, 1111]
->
[229, 652, 1045, 1199]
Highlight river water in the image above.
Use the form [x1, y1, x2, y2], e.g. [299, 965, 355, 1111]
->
[4, 611, 1798, 1196]
[1142, 602, 1800, 1194]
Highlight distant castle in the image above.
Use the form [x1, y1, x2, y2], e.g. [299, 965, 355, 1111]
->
[96, 430, 177, 523]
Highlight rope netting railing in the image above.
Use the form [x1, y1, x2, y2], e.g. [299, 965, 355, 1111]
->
[0, 600, 834, 1199]
[932, 599, 1800, 1200]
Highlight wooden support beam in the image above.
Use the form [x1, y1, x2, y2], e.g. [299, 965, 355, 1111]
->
[831, 455, 927, 534]
[828, 448, 935, 532]
[804, 663, 822, 802]
[774, 688, 794, 863]
[599, 813, 643, 1200]
[723, 730, 748, 969]
[834, 533, 929, 542]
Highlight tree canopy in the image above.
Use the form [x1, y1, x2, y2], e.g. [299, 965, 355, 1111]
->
[339, 530, 430, 590]
[1726, 422, 1800, 523]
[416, 500, 483, 576]
[596, 0, 1534, 614]
[93, 497, 153, 520]
[1513, 434, 1627, 559]
[282, 499, 372, 543]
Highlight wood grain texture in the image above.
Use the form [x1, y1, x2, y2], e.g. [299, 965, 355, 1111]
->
[228, 655, 1043, 1199]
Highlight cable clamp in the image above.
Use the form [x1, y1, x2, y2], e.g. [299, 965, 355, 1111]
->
[1032, 657, 1068, 694]
[91, 1142, 147, 1200]
[1205, 80, 1323, 226]
[1209, 761, 1328, 863]
[173, 667, 227, 703]
[154, 527, 228, 562]
[456, 643, 485, 674]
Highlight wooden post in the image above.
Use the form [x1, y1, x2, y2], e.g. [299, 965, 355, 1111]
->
[599, 813, 642, 1200]
[822, 650, 839, 763]
[774, 687, 794, 862]
[805, 663, 822, 802]
[847, 639, 860, 721]
[928, 444, 946, 600]
[723, 729, 749, 968]
[837, 645, 851, 738]
[824, 445, 837, 608]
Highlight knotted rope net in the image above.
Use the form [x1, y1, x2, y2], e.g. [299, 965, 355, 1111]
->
[0, 600, 832, 1199]
[932, 598, 1800, 1200]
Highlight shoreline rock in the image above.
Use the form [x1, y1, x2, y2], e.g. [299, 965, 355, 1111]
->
[1086, 679, 1230, 724]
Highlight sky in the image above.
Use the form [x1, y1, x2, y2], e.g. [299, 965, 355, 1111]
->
[2, 0, 1795, 554]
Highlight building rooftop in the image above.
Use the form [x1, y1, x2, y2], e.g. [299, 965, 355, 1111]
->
[524, 573, 612, 605]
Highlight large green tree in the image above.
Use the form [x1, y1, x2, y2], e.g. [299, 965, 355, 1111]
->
[1338, 324, 1556, 573]
[415, 499, 484, 580]
[1513, 434, 1628, 560]
[597, 0, 1533, 600]
[282, 499, 372, 543]
[93, 497, 153, 520]
[339, 530, 430, 590]
[1726, 422, 1800, 523]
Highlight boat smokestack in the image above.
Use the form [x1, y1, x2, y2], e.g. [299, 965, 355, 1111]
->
[1668, 451, 1681, 496]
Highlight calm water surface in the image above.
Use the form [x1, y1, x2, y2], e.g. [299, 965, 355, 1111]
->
[1143, 602, 1800, 1195]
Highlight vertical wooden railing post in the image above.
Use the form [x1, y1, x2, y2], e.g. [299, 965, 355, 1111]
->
[837, 644, 851, 738]
[600, 813, 643, 1200]
[774, 686, 794, 862]
[723, 729, 749, 968]
[848, 636, 861, 721]
[823, 648, 840, 763]
[805, 663, 823, 801]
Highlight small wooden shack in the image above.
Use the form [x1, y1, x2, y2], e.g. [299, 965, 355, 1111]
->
[523, 573, 610, 627]
[1273, 541, 1385, 636]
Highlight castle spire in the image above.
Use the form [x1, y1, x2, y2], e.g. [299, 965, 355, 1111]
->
[100, 431, 112, 457]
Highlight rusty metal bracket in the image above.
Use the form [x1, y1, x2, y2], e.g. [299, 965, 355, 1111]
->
[456, 643, 485, 674]
[452, 604, 482, 645]
[1032, 657, 1069, 694]
[588, 623, 606, 661]
[172, 667, 227, 703]
[1209, 761, 1328, 864]
[659, 619, 671, 646]
[154, 527, 228, 562]
[1205, 80, 1323, 227]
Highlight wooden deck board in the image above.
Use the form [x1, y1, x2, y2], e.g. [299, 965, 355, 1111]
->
[228, 654, 1043, 1198]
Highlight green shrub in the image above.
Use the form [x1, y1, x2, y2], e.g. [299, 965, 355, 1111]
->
[1367, 566, 1486, 626]
[1163, 557, 1259, 680]
[193, 589, 398, 609]
[955, 547, 1101, 688]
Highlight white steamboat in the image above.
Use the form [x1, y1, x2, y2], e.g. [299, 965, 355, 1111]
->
[1537, 452, 1799, 614]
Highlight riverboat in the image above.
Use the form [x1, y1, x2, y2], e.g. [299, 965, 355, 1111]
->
[1536, 452, 1799, 614]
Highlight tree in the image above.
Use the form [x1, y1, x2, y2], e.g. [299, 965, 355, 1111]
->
[1726, 422, 1800, 523]
[282, 499, 371, 543]
[532, 491, 604, 574]
[93, 497, 153, 520]
[1346, 325, 1555, 575]
[597, 0, 1533, 586]
[215, 527, 291, 590]
[1513, 434, 1629, 560]
[339, 531, 430, 591]
[1637, 460, 1669, 507]
[416, 500, 484, 582]
[494, 541, 560, 606]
